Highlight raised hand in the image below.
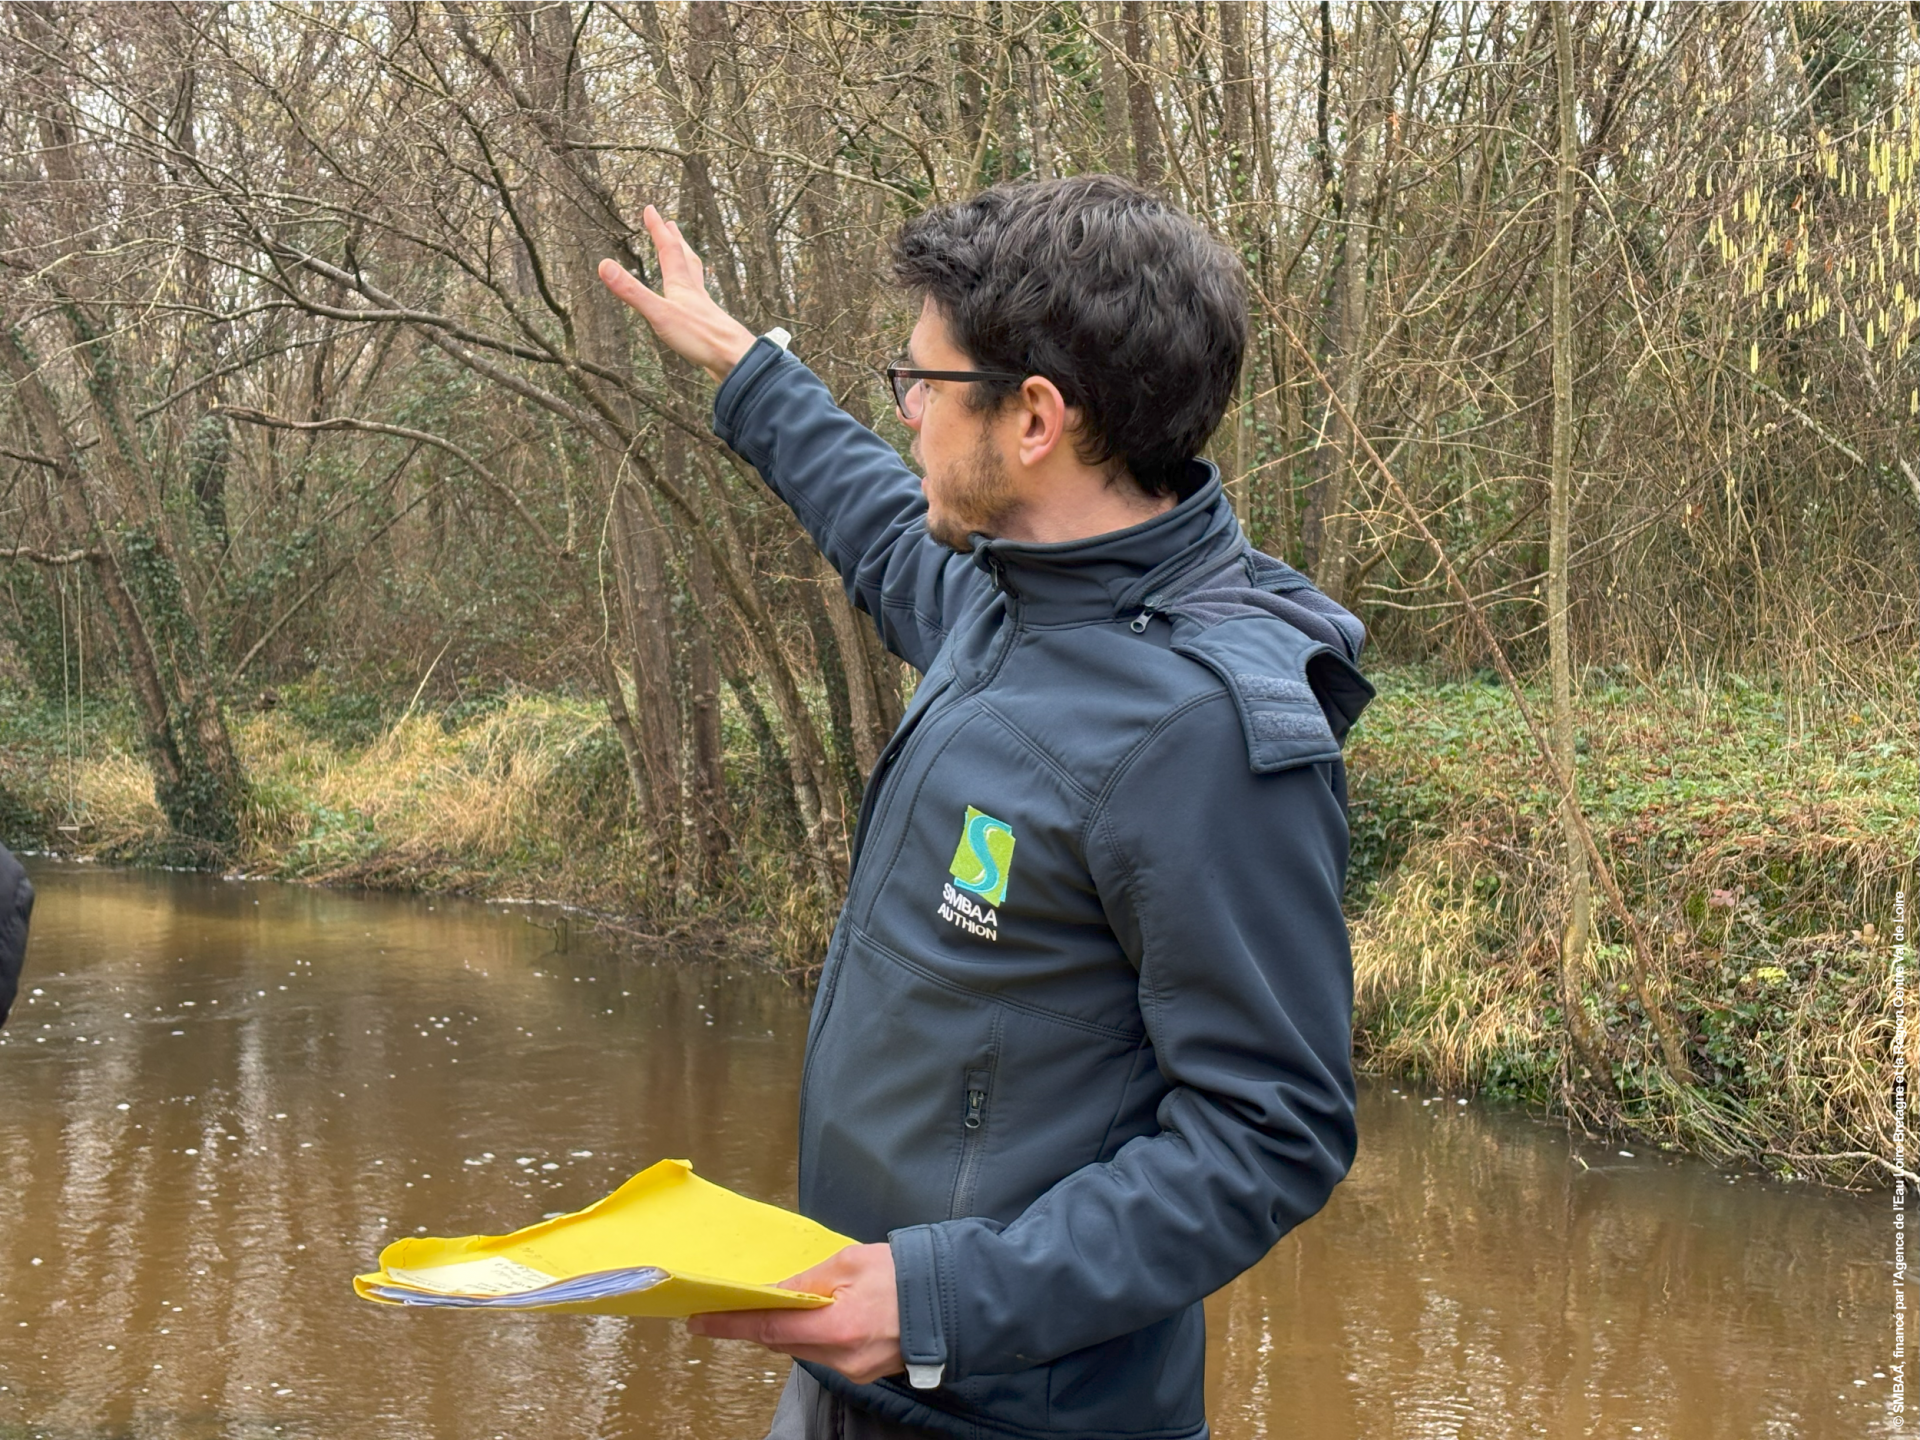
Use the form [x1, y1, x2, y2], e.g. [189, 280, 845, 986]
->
[599, 205, 758, 383]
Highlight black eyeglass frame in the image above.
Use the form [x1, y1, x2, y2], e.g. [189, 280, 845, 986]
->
[884, 361, 1028, 418]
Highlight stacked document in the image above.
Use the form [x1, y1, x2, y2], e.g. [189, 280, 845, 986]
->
[354, 1157, 853, 1316]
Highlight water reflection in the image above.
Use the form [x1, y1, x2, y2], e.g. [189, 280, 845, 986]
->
[1205, 1086, 1892, 1438]
[0, 865, 1894, 1439]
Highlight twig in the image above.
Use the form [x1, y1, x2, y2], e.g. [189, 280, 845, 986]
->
[399, 636, 455, 725]
[0, 543, 98, 566]
[1843, 617, 1917, 645]
[1270, 308, 1696, 1086]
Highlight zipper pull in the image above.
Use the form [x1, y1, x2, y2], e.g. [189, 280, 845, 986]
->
[1130, 591, 1165, 634]
[964, 1083, 986, 1130]
[974, 543, 1008, 593]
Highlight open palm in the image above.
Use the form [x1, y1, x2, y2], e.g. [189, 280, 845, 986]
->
[598, 204, 757, 383]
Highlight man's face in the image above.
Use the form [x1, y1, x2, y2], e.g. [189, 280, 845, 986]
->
[903, 298, 1021, 552]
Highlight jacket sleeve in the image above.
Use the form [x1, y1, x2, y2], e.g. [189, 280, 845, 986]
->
[888, 692, 1358, 1379]
[711, 338, 985, 673]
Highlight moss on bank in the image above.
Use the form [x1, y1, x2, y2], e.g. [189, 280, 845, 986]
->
[0, 667, 1911, 1185]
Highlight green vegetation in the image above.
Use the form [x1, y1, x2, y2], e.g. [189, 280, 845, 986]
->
[3, 664, 1909, 1186]
[1345, 665, 1912, 1188]
[0, 677, 826, 968]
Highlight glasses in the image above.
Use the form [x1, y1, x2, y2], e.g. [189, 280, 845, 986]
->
[884, 360, 1027, 421]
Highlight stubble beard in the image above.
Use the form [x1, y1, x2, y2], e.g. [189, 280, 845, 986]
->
[925, 426, 1021, 553]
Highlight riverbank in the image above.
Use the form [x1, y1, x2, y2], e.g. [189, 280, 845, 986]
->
[1345, 666, 1911, 1188]
[0, 667, 1910, 1186]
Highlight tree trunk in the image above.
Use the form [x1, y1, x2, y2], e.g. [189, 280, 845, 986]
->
[9, 2, 245, 852]
[799, 561, 862, 816]
[609, 479, 682, 829]
[1095, 4, 1132, 173]
[684, 538, 730, 879]
[1550, 3, 1604, 1078]
[1300, 5, 1389, 605]
[1122, 4, 1164, 186]
[0, 326, 242, 850]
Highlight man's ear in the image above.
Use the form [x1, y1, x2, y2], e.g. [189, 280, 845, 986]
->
[1015, 375, 1070, 468]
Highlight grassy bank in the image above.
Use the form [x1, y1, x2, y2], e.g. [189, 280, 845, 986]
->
[1, 668, 1911, 1185]
[0, 681, 813, 960]
[1346, 666, 1912, 1187]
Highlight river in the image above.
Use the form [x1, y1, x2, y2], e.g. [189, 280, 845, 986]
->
[0, 864, 1896, 1439]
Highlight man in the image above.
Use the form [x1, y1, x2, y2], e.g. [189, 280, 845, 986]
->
[601, 175, 1372, 1440]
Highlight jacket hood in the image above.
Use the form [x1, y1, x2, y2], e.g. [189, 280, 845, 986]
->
[1163, 550, 1375, 770]
[967, 463, 1374, 768]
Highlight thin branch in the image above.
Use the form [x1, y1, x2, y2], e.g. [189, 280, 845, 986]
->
[0, 543, 98, 566]
[1270, 305, 1696, 1088]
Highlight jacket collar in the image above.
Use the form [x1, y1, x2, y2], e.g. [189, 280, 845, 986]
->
[967, 461, 1245, 625]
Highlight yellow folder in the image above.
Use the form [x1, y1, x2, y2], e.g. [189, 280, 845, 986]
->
[353, 1158, 853, 1316]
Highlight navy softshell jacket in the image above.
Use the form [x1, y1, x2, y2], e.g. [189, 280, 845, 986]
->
[714, 339, 1373, 1440]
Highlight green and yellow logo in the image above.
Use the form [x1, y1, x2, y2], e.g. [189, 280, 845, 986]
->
[948, 806, 1016, 908]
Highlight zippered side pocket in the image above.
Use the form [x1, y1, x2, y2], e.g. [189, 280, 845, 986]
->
[962, 1068, 990, 1131]
[949, 1063, 994, 1219]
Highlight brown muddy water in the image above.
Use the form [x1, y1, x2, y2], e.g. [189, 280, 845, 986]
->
[0, 863, 1897, 1440]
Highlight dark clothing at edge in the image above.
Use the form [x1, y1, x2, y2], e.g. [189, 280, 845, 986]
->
[766, 1365, 945, 1440]
[716, 338, 1373, 1440]
[0, 843, 31, 1029]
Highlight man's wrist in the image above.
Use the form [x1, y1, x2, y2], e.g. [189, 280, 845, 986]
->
[703, 320, 760, 384]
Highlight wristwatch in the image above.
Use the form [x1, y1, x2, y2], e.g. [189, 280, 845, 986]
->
[763, 326, 791, 351]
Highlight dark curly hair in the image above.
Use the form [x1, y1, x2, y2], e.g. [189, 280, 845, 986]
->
[889, 174, 1247, 499]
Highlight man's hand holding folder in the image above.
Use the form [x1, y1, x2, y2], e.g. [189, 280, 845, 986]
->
[690, 1242, 903, 1386]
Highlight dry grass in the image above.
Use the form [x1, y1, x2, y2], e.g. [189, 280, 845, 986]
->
[1345, 662, 1915, 1186]
[1351, 836, 1551, 1092]
[238, 702, 589, 882]
[0, 683, 830, 967]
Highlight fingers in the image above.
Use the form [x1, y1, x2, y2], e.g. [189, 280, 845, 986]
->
[641, 204, 711, 293]
[685, 1314, 898, 1386]
[688, 1306, 840, 1348]
[640, 204, 684, 289]
[597, 258, 660, 317]
[642, 204, 704, 294]
[776, 1254, 849, 1296]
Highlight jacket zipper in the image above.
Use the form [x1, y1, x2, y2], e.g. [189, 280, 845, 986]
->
[964, 1072, 988, 1130]
[1129, 590, 1166, 633]
[847, 666, 952, 873]
[950, 1065, 994, 1218]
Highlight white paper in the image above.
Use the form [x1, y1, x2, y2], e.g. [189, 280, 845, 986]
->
[384, 1255, 557, 1296]
[367, 1264, 669, 1309]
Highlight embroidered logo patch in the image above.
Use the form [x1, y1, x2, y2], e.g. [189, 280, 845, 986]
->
[938, 807, 1014, 941]
[948, 806, 1015, 906]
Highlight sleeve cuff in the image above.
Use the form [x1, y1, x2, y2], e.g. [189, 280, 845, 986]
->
[710, 335, 792, 454]
[889, 1224, 949, 1388]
